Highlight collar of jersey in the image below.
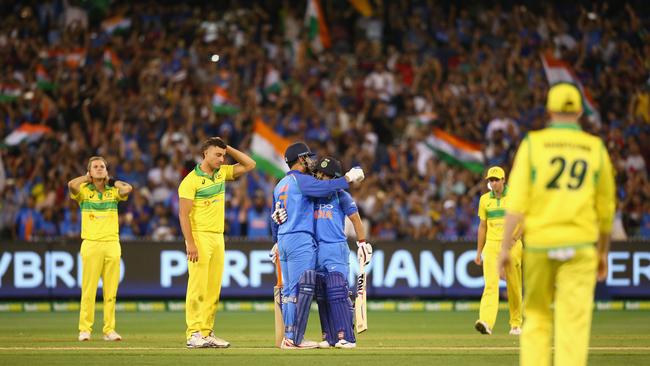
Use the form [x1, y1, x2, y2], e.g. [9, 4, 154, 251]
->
[194, 164, 217, 180]
[287, 170, 302, 175]
[549, 122, 582, 130]
[490, 185, 508, 199]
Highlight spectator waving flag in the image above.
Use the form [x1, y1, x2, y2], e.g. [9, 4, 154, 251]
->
[36, 64, 56, 91]
[423, 128, 485, 174]
[541, 53, 601, 125]
[251, 118, 291, 178]
[305, 0, 331, 53]
[4, 123, 53, 146]
[212, 86, 239, 115]
[101, 16, 132, 35]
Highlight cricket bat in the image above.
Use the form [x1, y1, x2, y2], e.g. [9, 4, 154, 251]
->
[274, 259, 284, 348]
[355, 258, 368, 333]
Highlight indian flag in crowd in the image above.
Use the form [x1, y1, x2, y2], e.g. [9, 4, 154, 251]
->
[65, 48, 86, 69]
[103, 48, 123, 79]
[424, 128, 484, 173]
[4, 123, 53, 146]
[102, 16, 131, 35]
[541, 53, 601, 123]
[35, 64, 56, 91]
[250, 118, 291, 178]
[0, 84, 22, 103]
[212, 86, 239, 115]
[305, 0, 331, 53]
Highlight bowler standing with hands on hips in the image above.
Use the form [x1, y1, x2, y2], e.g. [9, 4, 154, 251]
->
[178, 137, 256, 349]
[68, 156, 133, 342]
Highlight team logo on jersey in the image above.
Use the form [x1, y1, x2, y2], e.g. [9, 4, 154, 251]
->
[202, 179, 205, 185]
[105, 192, 112, 198]
[89, 193, 95, 199]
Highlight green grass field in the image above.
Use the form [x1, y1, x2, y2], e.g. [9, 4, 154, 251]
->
[1, 310, 649, 365]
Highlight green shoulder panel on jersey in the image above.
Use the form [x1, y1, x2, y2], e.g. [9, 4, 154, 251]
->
[195, 182, 225, 199]
[80, 201, 119, 211]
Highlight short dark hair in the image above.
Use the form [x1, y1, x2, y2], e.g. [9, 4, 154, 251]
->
[201, 137, 227, 155]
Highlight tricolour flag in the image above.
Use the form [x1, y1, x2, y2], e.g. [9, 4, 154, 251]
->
[251, 118, 291, 178]
[0, 84, 22, 103]
[424, 128, 485, 173]
[541, 53, 601, 123]
[103, 48, 124, 80]
[212, 87, 239, 115]
[305, 0, 331, 53]
[65, 48, 86, 69]
[36, 64, 56, 91]
[4, 123, 53, 146]
[102, 16, 132, 35]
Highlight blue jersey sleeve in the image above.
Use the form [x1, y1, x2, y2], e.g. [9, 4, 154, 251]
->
[338, 190, 359, 217]
[271, 196, 279, 243]
[294, 173, 350, 198]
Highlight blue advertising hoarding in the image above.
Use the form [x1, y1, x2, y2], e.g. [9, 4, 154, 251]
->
[0, 240, 648, 299]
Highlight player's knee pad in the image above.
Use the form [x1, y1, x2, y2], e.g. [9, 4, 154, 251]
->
[293, 270, 316, 345]
[326, 271, 356, 343]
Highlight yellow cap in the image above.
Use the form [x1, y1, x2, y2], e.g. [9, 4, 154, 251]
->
[485, 166, 505, 180]
[546, 83, 583, 113]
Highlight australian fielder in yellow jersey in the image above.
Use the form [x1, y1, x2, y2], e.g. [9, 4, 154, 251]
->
[474, 166, 522, 336]
[178, 137, 256, 349]
[68, 156, 132, 342]
[499, 83, 615, 366]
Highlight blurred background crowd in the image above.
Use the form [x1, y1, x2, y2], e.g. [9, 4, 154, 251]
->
[0, 0, 649, 242]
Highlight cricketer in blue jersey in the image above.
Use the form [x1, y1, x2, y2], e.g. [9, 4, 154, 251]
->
[312, 156, 372, 349]
[270, 143, 365, 350]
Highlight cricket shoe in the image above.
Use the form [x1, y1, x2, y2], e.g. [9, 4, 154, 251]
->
[318, 340, 333, 349]
[280, 338, 318, 350]
[78, 331, 91, 341]
[186, 332, 210, 348]
[509, 327, 522, 336]
[103, 331, 122, 341]
[204, 332, 230, 348]
[474, 320, 492, 335]
[334, 339, 356, 349]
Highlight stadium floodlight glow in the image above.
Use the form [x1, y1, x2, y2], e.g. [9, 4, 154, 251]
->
[211, 54, 220, 63]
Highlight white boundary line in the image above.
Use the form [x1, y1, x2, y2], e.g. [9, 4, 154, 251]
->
[0, 346, 649, 351]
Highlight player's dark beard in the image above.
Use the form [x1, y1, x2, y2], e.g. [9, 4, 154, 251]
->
[300, 156, 316, 175]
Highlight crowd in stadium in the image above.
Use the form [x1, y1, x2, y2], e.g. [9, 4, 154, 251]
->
[0, 0, 648, 242]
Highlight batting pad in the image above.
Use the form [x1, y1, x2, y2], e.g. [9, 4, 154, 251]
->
[293, 270, 316, 345]
[326, 271, 356, 343]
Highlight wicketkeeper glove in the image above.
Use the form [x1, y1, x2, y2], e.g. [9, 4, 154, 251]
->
[271, 201, 288, 225]
[344, 167, 365, 184]
[357, 240, 373, 266]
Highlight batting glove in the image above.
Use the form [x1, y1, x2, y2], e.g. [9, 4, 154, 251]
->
[271, 201, 288, 225]
[345, 167, 365, 183]
[269, 243, 279, 264]
[357, 240, 373, 266]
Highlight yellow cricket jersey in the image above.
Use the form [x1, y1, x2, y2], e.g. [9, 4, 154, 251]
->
[178, 164, 234, 233]
[507, 123, 616, 249]
[70, 183, 127, 241]
[478, 187, 513, 242]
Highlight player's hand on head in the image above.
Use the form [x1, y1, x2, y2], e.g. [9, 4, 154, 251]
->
[357, 240, 372, 266]
[271, 201, 287, 225]
[269, 243, 279, 264]
[345, 167, 365, 184]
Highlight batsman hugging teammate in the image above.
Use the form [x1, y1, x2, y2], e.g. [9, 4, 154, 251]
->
[270, 142, 365, 349]
[273, 156, 372, 349]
